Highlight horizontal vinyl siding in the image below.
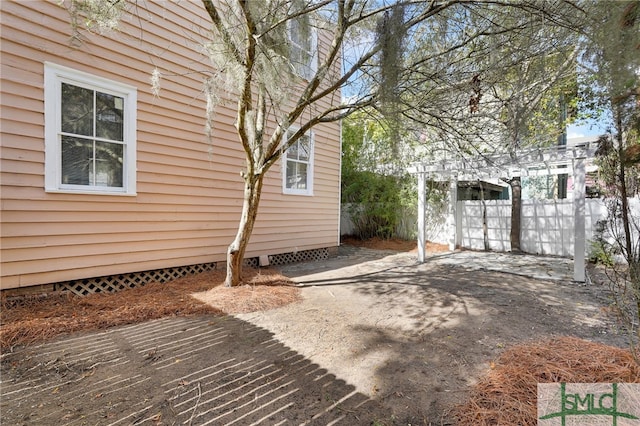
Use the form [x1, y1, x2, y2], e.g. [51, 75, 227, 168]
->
[0, 1, 340, 289]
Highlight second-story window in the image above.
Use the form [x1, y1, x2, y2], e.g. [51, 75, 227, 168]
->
[289, 14, 317, 80]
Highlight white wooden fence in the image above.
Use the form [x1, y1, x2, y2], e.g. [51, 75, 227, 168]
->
[342, 198, 639, 259]
[455, 198, 639, 257]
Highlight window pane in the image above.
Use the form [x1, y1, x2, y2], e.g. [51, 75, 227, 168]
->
[61, 83, 94, 136]
[291, 46, 311, 79]
[96, 92, 124, 141]
[95, 141, 124, 187]
[290, 16, 313, 79]
[287, 161, 307, 190]
[286, 161, 297, 189]
[298, 136, 310, 161]
[291, 47, 303, 73]
[291, 16, 311, 51]
[61, 136, 93, 185]
[290, 18, 302, 46]
[288, 140, 299, 160]
[296, 162, 308, 189]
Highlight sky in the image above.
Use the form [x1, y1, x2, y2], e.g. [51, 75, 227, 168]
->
[566, 121, 608, 139]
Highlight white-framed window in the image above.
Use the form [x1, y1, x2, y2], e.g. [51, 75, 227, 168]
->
[44, 62, 137, 195]
[283, 129, 314, 196]
[288, 14, 318, 80]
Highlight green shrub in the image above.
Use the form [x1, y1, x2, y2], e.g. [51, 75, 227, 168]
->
[342, 170, 403, 239]
[588, 239, 614, 267]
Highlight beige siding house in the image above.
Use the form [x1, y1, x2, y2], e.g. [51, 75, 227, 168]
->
[0, 1, 341, 292]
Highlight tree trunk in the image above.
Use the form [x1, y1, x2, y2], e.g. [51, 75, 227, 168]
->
[615, 119, 639, 329]
[225, 173, 264, 287]
[509, 177, 522, 252]
[616, 124, 633, 265]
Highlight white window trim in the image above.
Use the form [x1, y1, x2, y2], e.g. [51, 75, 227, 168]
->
[44, 62, 137, 195]
[282, 129, 314, 196]
[287, 17, 318, 80]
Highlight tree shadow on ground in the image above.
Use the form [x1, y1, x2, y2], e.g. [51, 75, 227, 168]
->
[288, 253, 623, 424]
[0, 315, 390, 425]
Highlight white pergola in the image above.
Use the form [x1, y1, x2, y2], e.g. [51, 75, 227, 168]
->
[410, 143, 598, 282]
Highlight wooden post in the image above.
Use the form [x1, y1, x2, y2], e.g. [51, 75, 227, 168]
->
[573, 157, 586, 282]
[417, 170, 426, 263]
[449, 176, 458, 251]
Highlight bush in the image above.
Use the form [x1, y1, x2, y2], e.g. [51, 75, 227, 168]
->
[588, 239, 615, 266]
[342, 170, 403, 240]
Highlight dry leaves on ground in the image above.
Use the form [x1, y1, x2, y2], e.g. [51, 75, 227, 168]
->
[454, 336, 640, 425]
[192, 270, 301, 314]
[1, 268, 299, 351]
[1, 240, 421, 352]
[341, 236, 449, 253]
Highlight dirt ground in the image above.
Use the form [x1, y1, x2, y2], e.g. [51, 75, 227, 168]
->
[236, 246, 628, 424]
[0, 241, 632, 425]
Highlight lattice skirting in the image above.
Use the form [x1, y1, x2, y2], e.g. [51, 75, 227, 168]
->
[268, 248, 329, 266]
[51, 247, 330, 297]
[55, 262, 217, 296]
[243, 257, 259, 268]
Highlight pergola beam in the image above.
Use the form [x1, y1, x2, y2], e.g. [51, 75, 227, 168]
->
[411, 143, 596, 283]
[410, 143, 597, 178]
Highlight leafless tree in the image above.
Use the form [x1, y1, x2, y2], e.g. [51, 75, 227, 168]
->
[67, 0, 589, 285]
[394, 1, 584, 251]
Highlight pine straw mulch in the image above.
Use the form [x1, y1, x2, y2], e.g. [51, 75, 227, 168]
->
[340, 236, 450, 253]
[454, 336, 640, 425]
[0, 268, 300, 352]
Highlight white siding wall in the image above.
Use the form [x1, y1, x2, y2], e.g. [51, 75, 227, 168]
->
[0, 1, 341, 290]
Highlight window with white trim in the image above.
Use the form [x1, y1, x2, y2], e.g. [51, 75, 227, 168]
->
[288, 14, 318, 80]
[283, 129, 314, 195]
[44, 63, 137, 195]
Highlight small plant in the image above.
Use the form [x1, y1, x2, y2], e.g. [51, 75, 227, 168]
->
[588, 239, 615, 266]
[588, 220, 615, 266]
